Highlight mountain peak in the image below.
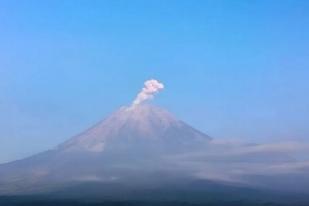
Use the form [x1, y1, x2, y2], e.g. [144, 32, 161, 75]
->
[121, 103, 177, 126]
[59, 104, 211, 153]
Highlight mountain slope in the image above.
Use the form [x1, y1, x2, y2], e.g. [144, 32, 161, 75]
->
[59, 104, 211, 153]
[0, 104, 211, 194]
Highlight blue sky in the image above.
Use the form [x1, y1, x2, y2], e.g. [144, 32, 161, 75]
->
[0, 0, 309, 163]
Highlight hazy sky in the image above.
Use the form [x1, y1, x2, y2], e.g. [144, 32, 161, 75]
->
[0, 0, 309, 163]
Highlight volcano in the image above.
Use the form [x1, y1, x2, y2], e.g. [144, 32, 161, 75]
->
[0, 104, 211, 194]
[1, 104, 308, 205]
[59, 104, 211, 153]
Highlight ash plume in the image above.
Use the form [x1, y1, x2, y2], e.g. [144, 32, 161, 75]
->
[132, 79, 164, 106]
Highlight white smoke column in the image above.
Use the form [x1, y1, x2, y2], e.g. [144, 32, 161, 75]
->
[132, 79, 164, 106]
